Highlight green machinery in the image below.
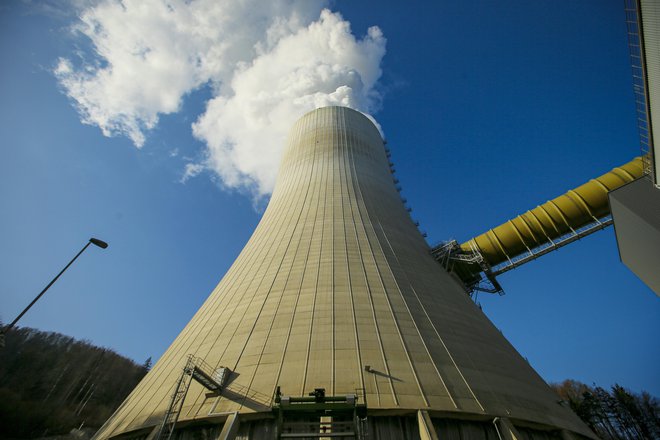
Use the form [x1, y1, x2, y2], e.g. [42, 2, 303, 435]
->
[272, 387, 368, 439]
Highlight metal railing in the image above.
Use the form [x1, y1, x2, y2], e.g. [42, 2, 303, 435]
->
[624, 0, 654, 182]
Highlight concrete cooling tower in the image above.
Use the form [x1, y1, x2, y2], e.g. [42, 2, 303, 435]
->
[94, 107, 595, 440]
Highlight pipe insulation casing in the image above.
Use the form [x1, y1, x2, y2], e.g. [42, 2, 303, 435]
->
[461, 157, 645, 268]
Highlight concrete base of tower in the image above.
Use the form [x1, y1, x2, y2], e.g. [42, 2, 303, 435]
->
[105, 411, 596, 440]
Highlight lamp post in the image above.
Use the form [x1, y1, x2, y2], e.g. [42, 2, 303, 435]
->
[0, 237, 108, 347]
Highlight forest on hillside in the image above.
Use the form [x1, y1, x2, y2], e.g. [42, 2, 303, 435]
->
[0, 327, 149, 439]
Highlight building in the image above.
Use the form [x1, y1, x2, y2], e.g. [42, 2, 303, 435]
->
[609, 0, 660, 296]
[93, 107, 595, 440]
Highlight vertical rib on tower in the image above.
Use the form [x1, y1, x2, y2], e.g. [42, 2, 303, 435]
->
[94, 107, 594, 439]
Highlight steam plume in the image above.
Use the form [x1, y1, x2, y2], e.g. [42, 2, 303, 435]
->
[55, 0, 386, 198]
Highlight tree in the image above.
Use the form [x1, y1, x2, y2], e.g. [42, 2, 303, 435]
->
[0, 327, 149, 438]
[142, 356, 153, 371]
[551, 380, 659, 440]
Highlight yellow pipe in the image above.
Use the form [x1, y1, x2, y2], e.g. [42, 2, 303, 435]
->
[460, 157, 645, 268]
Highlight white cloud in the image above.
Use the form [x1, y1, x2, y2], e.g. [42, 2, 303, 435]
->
[56, 0, 386, 198]
[180, 162, 206, 183]
[193, 10, 385, 196]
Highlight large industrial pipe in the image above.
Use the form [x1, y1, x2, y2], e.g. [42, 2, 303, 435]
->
[460, 157, 645, 268]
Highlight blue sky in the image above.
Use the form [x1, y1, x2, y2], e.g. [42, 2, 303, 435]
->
[1, 0, 658, 396]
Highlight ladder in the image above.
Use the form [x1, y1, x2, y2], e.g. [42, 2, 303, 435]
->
[155, 355, 231, 440]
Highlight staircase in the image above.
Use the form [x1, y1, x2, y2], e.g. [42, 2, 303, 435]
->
[155, 355, 231, 440]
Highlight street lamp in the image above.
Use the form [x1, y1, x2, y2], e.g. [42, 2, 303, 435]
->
[0, 237, 108, 347]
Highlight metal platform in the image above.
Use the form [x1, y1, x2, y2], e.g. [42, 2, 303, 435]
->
[273, 388, 368, 440]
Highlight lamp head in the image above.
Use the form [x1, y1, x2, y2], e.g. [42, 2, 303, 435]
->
[89, 238, 108, 249]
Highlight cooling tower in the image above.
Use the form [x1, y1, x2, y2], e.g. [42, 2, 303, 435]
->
[94, 107, 595, 440]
